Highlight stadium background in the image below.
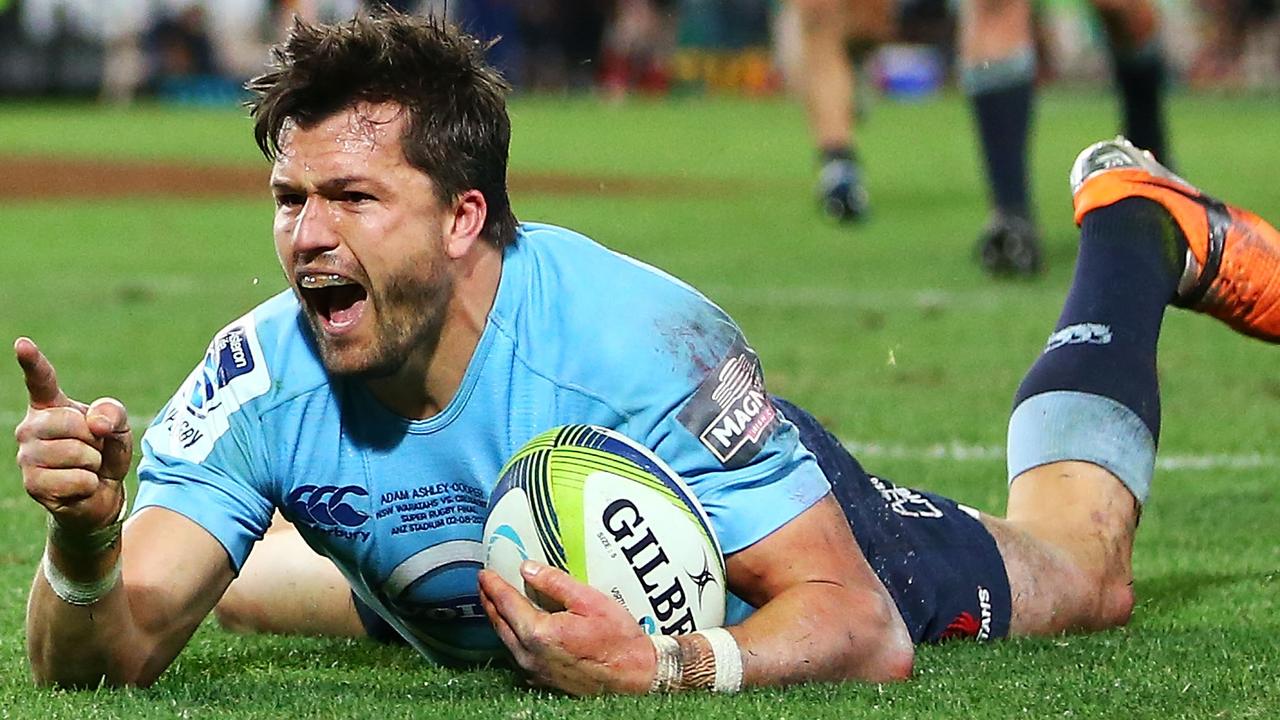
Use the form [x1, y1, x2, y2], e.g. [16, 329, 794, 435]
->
[0, 0, 1276, 717]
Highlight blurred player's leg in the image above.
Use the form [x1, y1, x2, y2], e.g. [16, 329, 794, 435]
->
[958, 0, 1043, 275]
[215, 513, 367, 638]
[985, 140, 1280, 635]
[1092, 0, 1170, 163]
[795, 0, 863, 222]
[793, 0, 893, 223]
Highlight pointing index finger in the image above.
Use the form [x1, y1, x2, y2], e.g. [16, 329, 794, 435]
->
[14, 337, 70, 410]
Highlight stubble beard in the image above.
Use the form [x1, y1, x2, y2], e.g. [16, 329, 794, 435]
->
[311, 263, 455, 381]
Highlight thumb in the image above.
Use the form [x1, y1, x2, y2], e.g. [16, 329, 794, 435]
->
[520, 561, 607, 617]
[15, 337, 71, 410]
[87, 397, 133, 482]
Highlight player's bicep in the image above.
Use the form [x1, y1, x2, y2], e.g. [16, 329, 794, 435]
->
[121, 507, 235, 650]
[725, 493, 883, 608]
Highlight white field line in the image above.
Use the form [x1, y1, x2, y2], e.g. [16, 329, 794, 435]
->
[0, 411, 1270, 474]
[842, 440, 1278, 472]
[701, 286, 1021, 312]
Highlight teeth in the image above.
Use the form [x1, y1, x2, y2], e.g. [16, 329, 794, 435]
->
[299, 273, 353, 289]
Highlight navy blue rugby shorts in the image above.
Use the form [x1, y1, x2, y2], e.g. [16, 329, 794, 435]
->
[774, 397, 1012, 644]
[355, 399, 1013, 645]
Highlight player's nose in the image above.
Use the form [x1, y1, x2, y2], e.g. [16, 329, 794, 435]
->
[290, 197, 342, 256]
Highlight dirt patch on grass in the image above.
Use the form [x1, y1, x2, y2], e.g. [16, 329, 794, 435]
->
[0, 154, 736, 202]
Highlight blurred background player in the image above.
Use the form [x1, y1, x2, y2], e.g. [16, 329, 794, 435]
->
[959, 0, 1171, 275]
[789, 0, 895, 224]
[1187, 0, 1280, 88]
[600, 0, 678, 97]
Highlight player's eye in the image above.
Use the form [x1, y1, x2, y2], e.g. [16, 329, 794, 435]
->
[275, 193, 305, 208]
[342, 191, 376, 204]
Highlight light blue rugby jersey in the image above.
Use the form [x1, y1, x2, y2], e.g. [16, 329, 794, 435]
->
[136, 222, 831, 664]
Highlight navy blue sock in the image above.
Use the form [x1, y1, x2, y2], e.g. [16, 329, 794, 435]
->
[820, 146, 856, 165]
[1012, 198, 1181, 441]
[1114, 48, 1169, 164]
[970, 80, 1035, 218]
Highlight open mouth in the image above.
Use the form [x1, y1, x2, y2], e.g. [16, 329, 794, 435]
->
[298, 272, 369, 333]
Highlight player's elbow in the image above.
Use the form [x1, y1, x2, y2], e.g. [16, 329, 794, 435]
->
[28, 640, 163, 690]
[34, 670, 162, 690]
[27, 607, 161, 689]
[860, 593, 915, 682]
[824, 589, 914, 684]
[875, 637, 915, 683]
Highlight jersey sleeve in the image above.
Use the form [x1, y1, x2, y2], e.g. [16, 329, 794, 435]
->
[627, 316, 831, 557]
[134, 322, 276, 572]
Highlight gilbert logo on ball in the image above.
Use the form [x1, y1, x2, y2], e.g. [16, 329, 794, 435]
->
[484, 425, 726, 635]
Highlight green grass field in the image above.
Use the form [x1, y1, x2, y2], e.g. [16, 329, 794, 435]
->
[0, 90, 1276, 719]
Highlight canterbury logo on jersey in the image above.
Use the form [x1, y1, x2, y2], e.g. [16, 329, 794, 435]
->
[286, 484, 371, 530]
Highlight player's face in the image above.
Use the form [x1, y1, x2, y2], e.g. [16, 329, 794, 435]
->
[270, 102, 455, 378]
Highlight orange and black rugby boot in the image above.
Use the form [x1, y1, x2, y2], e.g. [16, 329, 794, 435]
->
[1070, 137, 1280, 343]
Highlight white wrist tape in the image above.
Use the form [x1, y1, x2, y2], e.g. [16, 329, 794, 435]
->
[693, 627, 744, 693]
[41, 550, 121, 606]
[41, 490, 128, 606]
[649, 634, 683, 693]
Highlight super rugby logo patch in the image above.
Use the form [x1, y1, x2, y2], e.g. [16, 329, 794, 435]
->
[160, 318, 270, 463]
[678, 337, 779, 469]
[188, 326, 258, 415]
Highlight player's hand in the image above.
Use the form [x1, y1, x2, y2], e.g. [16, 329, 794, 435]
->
[478, 561, 655, 696]
[13, 338, 130, 535]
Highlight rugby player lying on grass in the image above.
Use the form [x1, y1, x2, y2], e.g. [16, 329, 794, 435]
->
[14, 13, 1280, 695]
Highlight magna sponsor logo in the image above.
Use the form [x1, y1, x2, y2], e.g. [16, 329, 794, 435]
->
[678, 339, 780, 468]
[601, 497, 698, 635]
[702, 382, 775, 460]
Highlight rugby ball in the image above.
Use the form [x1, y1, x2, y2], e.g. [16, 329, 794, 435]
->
[483, 425, 726, 635]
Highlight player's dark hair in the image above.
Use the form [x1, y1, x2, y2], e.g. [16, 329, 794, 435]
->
[247, 12, 518, 247]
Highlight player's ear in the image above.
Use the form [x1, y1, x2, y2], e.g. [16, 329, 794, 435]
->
[444, 189, 488, 259]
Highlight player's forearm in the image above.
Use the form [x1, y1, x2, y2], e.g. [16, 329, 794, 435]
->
[731, 581, 914, 687]
[27, 545, 177, 688]
[28, 545, 136, 686]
